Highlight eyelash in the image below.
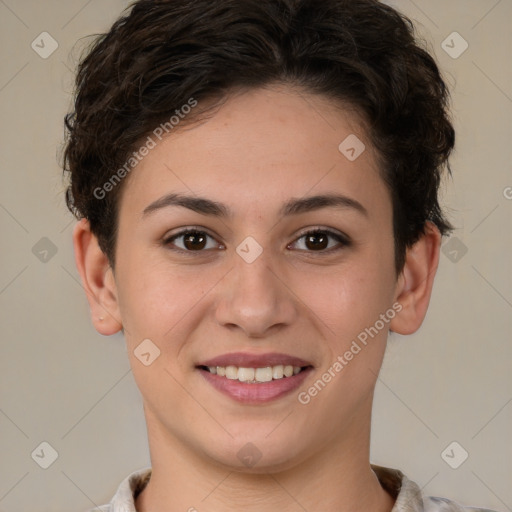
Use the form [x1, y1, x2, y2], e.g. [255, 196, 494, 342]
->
[163, 227, 350, 255]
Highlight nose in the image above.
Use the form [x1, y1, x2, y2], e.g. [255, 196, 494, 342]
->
[214, 248, 298, 338]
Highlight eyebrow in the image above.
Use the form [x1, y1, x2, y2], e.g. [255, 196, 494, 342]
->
[142, 192, 368, 219]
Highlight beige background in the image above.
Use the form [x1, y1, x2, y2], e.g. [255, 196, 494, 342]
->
[0, 0, 510, 511]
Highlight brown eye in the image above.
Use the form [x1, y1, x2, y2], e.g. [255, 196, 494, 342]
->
[289, 229, 349, 252]
[183, 232, 207, 250]
[305, 232, 329, 250]
[165, 230, 219, 252]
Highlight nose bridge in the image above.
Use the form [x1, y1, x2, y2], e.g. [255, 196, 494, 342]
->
[215, 244, 297, 336]
[236, 247, 277, 300]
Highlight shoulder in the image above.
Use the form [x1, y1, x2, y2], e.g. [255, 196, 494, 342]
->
[371, 464, 499, 512]
[424, 496, 499, 511]
[424, 496, 499, 512]
[85, 467, 152, 512]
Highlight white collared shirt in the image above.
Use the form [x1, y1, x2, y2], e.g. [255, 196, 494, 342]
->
[88, 465, 498, 512]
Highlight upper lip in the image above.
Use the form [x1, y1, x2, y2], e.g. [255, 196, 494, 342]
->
[197, 352, 313, 368]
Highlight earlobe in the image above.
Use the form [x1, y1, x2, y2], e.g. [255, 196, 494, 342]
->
[72, 218, 123, 336]
[390, 221, 442, 335]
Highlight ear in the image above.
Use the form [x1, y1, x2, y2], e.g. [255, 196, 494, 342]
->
[390, 221, 442, 335]
[72, 218, 123, 336]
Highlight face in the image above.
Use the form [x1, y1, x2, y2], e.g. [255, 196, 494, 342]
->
[110, 85, 402, 471]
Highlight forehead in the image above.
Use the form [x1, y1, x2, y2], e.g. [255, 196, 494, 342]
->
[118, 85, 390, 220]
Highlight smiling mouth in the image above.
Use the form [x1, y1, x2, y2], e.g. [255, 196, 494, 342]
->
[197, 365, 312, 384]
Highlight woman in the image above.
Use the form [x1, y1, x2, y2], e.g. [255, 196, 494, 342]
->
[63, 0, 497, 510]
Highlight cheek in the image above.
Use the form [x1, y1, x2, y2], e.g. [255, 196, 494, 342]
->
[114, 252, 204, 343]
[292, 256, 395, 341]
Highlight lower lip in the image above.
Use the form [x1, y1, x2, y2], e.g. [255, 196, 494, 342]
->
[198, 367, 313, 404]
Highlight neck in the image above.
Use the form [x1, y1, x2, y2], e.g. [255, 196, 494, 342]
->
[135, 403, 395, 512]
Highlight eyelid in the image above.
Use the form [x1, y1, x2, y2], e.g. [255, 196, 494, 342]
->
[164, 226, 218, 239]
[163, 227, 225, 252]
[288, 227, 350, 251]
[293, 226, 349, 242]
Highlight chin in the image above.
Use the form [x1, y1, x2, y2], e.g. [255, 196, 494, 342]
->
[202, 433, 311, 474]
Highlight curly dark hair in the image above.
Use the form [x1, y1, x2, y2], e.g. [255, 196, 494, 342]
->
[63, 0, 455, 273]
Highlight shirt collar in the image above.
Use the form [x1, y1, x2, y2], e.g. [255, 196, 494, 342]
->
[372, 464, 424, 512]
[107, 464, 424, 512]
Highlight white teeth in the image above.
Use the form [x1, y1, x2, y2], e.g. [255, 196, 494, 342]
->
[225, 365, 238, 380]
[272, 365, 284, 379]
[238, 367, 255, 382]
[206, 364, 304, 383]
[255, 367, 273, 382]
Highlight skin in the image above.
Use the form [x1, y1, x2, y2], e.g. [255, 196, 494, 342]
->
[73, 85, 441, 512]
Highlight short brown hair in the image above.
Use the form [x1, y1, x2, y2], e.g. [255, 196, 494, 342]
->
[63, 0, 455, 272]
